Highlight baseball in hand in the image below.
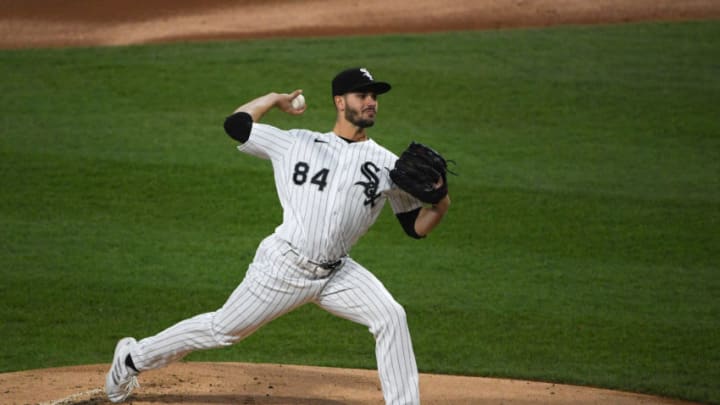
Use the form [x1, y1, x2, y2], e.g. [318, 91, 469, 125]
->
[291, 94, 306, 110]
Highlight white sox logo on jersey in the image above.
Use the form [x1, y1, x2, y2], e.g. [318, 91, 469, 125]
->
[354, 161, 381, 207]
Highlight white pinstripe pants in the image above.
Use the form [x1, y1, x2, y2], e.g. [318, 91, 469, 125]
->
[131, 234, 420, 405]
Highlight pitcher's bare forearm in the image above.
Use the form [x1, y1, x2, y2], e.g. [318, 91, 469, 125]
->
[414, 195, 450, 237]
[234, 90, 306, 122]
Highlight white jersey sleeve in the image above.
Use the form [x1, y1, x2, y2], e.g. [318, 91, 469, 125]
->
[236, 123, 296, 160]
[385, 183, 423, 214]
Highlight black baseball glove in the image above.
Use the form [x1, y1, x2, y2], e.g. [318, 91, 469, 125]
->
[390, 141, 449, 204]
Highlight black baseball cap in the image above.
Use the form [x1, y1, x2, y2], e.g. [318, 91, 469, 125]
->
[331, 67, 392, 96]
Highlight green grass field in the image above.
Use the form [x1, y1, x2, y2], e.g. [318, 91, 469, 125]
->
[1, 20, 719, 403]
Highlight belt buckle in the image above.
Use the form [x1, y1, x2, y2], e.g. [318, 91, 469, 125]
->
[311, 259, 343, 278]
[311, 266, 332, 278]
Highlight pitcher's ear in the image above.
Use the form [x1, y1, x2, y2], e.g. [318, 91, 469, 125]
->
[334, 95, 345, 110]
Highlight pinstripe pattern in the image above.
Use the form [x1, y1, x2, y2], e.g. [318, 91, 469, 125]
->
[240, 124, 420, 263]
[319, 259, 419, 404]
[129, 123, 422, 404]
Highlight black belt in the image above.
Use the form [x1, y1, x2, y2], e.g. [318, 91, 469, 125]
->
[317, 260, 343, 270]
[281, 241, 345, 278]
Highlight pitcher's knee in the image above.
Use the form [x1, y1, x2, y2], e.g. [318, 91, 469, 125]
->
[210, 314, 241, 347]
[373, 300, 409, 334]
[210, 312, 262, 347]
[389, 301, 408, 323]
[212, 329, 237, 347]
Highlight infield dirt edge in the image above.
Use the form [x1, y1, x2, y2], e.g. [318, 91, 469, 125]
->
[0, 362, 701, 405]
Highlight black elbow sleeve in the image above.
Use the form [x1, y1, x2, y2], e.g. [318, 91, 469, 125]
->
[224, 112, 253, 143]
[396, 208, 424, 239]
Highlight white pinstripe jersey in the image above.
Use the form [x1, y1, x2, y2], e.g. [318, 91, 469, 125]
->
[238, 123, 422, 263]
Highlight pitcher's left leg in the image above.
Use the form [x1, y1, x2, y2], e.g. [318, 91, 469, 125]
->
[318, 260, 419, 405]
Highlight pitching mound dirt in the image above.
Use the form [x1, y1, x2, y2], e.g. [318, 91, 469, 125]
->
[1, 1, 718, 404]
[0, 362, 700, 405]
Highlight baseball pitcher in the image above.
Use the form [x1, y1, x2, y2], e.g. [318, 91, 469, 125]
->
[105, 67, 451, 405]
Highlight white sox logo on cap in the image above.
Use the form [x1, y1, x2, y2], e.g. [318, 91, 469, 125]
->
[360, 68, 374, 81]
[331, 67, 391, 96]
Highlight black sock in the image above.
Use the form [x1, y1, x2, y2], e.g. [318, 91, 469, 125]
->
[125, 354, 139, 373]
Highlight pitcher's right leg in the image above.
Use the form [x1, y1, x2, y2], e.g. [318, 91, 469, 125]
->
[105, 235, 317, 402]
[130, 263, 309, 371]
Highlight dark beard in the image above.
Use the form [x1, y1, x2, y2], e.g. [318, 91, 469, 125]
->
[345, 107, 375, 128]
